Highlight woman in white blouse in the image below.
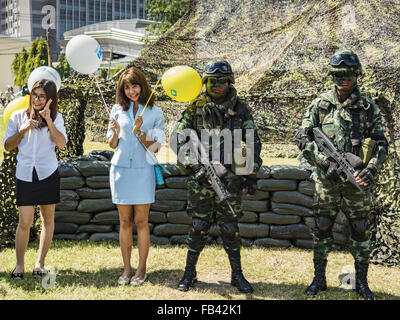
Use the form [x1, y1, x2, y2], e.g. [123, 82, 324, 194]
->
[3, 79, 67, 279]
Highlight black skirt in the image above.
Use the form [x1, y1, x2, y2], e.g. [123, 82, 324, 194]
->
[16, 168, 60, 206]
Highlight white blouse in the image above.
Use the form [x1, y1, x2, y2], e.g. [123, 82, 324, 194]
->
[3, 109, 68, 182]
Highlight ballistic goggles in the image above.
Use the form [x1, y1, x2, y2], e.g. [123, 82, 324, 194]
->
[329, 53, 360, 67]
[205, 62, 233, 75]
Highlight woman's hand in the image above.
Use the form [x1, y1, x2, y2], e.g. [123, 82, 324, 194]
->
[39, 99, 53, 123]
[19, 118, 38, 134]
[134, 115, 143, 135]
[109, 117, 120, 136]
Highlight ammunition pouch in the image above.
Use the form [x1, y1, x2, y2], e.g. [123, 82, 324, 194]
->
[359, 138, 376, 166]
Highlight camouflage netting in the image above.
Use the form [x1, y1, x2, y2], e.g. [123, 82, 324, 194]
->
[132, 0, 400, 266]
[1, 0, 399, 265]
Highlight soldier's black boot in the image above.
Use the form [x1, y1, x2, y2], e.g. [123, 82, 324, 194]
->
[305, 259, 327, 296]
[178, 251, 200, 291]
[355, 262, 375, 300]
[227, 251, 254, 293]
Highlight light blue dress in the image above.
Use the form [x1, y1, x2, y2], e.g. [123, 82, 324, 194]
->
[107, 102, 166, 204]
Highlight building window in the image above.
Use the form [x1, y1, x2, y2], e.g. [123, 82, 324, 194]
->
[139, 0, 144, 19]
[95, 0, 100, 23]
[132, 0, 137, 18]
[80, 0, 86, 26]
[107, 0, 112, 21]
[114, 0, 120, 20]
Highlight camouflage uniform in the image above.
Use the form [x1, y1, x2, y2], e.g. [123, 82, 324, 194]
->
[172, 60, 262, 293]
[296, 49, 388, 299]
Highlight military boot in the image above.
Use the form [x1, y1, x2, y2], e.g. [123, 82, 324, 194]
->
[355, 262, 375, 300]
[178, 251, 199, 291]
[227, 251, 254, 293]
[305, 259, 327, 296]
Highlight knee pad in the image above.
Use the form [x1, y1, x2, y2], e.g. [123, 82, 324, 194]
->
[314, 215, 335, 239]
[220, 222, 239, 241]
[191, 218, 210, 236]
[349, 218, 369, 242]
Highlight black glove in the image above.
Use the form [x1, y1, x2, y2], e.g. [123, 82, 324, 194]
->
[321, 157, 341, 181]
[358, 163, 377, 184]
[191, 164, 210, 185]
[294, 128, 311, 151]
[242, 174, 257, 195]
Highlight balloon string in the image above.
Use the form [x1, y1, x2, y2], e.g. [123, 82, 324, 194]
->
[132, 77, 161, 134]
[28, 106, 34, 142]
[93, 76, 110, 117]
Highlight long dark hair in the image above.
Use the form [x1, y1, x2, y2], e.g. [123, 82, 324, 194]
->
[116, 67, 155, 111]
[26, 79, 58, 129]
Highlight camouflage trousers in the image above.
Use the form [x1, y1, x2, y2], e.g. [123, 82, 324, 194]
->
[312, 180, 372, 264]
[186, 171, 244, 254]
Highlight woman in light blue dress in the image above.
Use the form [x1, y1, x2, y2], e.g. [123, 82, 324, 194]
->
[107, 67, 165, 286]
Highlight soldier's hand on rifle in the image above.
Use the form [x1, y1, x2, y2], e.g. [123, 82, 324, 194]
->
[191, 164, 211, 185]
[355, 163, 377, 187]
[322, 158, 345, 182]
[242, 173, 257, 195]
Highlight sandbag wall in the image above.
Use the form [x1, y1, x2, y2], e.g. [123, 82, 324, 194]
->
[54, 151, 350, 249]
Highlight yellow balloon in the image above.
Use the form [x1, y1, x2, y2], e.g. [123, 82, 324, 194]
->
[3, 95, 30, 127]
[161, 66, 202, 102]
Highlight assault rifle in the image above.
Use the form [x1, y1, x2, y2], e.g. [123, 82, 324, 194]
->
[186, 130, 238, 218]
[312, 127, 380, 205]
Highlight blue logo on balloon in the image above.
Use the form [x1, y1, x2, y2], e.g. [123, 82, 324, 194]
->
[95, 47, 102, 60]
[171, 89, 177, 96]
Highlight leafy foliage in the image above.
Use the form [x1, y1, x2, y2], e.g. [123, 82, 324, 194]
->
[55, 53, 71, 80]
[12, 37, 49, 86]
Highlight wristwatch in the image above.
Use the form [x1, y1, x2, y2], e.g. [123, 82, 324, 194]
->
[138, 131, 145, 138]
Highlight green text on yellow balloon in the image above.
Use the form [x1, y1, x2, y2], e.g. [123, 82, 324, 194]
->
[3, 95, 30, 127]
[161, 66, 202, 102]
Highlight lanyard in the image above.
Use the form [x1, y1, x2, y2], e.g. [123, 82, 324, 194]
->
[123, 106, 171, 175]
[125, 107, 135, 132]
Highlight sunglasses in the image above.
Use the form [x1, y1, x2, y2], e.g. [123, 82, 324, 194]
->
[207, 77, 229, 85]
[332, 71, 356, 78]
[330, 53, 360, 67]
[205, 62, 232, 74]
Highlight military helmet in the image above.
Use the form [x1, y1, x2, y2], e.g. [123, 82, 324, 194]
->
[328, 49, 362, 76]
[202, 59, 235, 84]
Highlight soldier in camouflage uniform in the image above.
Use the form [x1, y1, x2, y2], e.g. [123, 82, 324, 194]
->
[295, 49, 388, 300]
[171, 60, 262, 293]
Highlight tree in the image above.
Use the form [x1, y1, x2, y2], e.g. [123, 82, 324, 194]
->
[145, 0, 191, 38]
[56, 53, 71, 80]
[11, 48, 28, 86]
[11, 37, 49, 86]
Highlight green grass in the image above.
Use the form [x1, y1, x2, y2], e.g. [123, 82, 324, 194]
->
[0, 240, 399, 300]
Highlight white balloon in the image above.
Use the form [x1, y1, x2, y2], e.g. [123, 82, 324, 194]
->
[27, 66, 62, 92]
[65, 35, 103, 74]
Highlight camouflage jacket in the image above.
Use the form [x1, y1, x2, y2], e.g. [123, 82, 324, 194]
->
[173, 87, 263, 174]
[300, 87, 388, 180]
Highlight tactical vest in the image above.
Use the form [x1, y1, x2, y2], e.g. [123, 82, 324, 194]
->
[316, 95, 375, 156]
[190, 99, 248, 166]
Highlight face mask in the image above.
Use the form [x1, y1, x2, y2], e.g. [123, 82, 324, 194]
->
[206, 77, 229, 100]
